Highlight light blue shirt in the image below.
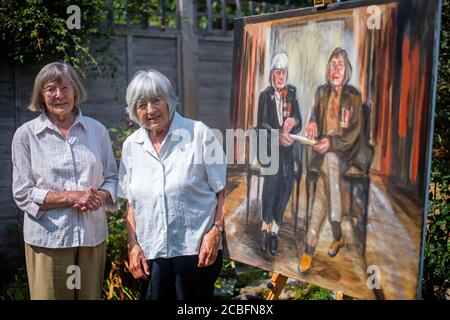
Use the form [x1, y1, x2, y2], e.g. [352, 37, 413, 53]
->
[118, 112, 226, 259]
[11, 110, 118, 248]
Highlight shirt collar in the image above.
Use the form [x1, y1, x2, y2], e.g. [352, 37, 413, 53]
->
[167, 111, 184, 139]
[34, 107, 87, 135]
[134, 111, 184, 144]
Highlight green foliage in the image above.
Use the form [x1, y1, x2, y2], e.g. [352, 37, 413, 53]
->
[289, 283, 333, 300]
[0, 268, 29, 300]
[102, 122, 141, 300]
[0, 0, 117, 77]
[102, 198, 140, 300]
[109, 120, 137, 160]
[111, 0, 177, 28]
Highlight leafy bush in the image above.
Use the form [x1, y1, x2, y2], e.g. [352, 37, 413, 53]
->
[0, 0, 116, 77]
[102, 121, 141, 300]
[0, 267, 29, 301]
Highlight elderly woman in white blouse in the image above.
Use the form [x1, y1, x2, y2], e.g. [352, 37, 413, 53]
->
[118, 69, 226, 300]
[11, 62, 118, 300]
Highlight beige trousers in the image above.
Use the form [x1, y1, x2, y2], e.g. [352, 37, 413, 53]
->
[306, 152, 343, 248]
[25, 241, 106, 300]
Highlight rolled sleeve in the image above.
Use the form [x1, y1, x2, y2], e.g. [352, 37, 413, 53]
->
[205, 164, 226, 193]
[29, 188, 49, 219]
[27, 201, 44, 219]
[99, 182, 119, 212]
[12, 128, 47, 220]
[30, 188, 49, 204]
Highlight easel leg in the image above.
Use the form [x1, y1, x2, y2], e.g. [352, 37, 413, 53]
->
[266, 273, 288, 300]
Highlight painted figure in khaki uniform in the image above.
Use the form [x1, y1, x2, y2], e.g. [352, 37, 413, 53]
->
[257, 53, 302, 255]
[299, 47, 372, 272]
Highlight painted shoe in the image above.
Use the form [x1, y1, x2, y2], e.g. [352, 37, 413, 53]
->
[269, 232, 278, 255]
[328, 239, 344, 257]
[260, 230, 269, 252]
[298, 253, 312, 273]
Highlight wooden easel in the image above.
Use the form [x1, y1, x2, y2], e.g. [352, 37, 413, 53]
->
[266, 273, 288, 300]
[265, 273, 349, 300]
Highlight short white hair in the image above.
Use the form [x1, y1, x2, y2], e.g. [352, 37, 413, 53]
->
[270, 53, 289, 88]
[126, 69, 179, 125]
[271, 53, 288, 70]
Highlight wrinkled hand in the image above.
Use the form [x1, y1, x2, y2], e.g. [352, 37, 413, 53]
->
[128, 243, 150, 280]
[313, 138, 330, 155]
[72, 187, 104, 211]
[282, 117, 297, 134]
[306, 121, 318, 140]
[198, 228, 221, 267]
[280, 132, 295, 147]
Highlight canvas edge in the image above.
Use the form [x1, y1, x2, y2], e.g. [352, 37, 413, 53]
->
[416, 0, 443, 301]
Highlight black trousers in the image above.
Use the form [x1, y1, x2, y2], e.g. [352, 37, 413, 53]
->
[144, 251, 222, 300]
[261, 153, 294, 225]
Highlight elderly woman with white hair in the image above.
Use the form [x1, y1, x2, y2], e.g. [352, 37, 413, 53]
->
[11, 62, 118, 299]
[118, 69, 226, 300]
[257, 53, 302, 256]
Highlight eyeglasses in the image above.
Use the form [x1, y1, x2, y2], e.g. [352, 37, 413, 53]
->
[136, 97, 164, 110]
[273, 69, 288, 77]
[329, 62, 345, 71]
[42, 84, 73, 97]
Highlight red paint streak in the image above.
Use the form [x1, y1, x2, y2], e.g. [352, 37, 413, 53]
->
[377, 11, 397, 177]
[398, 38, 411, 138]
[410, 57, 427, 182]
[409, 44, 420, 128]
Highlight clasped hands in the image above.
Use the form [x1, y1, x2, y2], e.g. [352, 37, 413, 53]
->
[70, 187, 108, 211]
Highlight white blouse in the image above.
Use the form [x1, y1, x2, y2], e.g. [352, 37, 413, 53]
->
[118, 112, 226, 259]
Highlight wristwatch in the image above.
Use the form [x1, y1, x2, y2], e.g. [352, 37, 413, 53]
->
[212, 223, 224, 234]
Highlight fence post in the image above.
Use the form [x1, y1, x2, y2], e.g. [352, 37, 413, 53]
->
[177, 0, 199, 118]
[221, 0, 228, 35]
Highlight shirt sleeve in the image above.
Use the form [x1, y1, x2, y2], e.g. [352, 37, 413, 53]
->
[117, 140, 131, 201]
[99, 128, 119, 212]
[202, 125, 227, 193]
[11, 127, 49, 220]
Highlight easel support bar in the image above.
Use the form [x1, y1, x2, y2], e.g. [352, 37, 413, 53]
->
[266, 273, 288, 300]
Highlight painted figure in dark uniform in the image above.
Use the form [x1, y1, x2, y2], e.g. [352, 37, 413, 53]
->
[257, 53, 302, 255]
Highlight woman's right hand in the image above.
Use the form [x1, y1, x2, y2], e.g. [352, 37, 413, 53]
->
[128, 243, 150, 280]
[71, 187, 103, 211]
[306, 121, 318, 139]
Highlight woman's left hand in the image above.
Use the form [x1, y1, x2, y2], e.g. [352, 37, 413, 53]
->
[198, 227, 221, 267]
[282, 117, 297, 133]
